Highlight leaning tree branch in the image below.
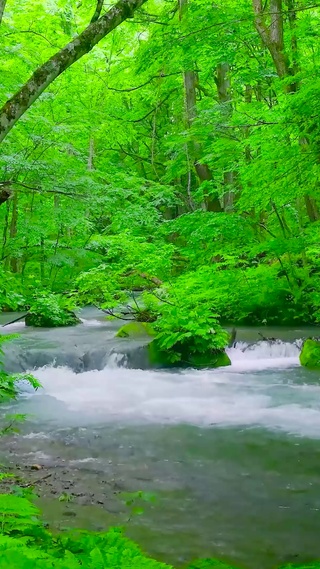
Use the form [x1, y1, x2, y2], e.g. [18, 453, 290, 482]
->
[1, 180, 88, 199]
[0, 0, 147, 144]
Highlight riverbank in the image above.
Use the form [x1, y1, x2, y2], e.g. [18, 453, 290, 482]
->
[0, 461, 124, 508]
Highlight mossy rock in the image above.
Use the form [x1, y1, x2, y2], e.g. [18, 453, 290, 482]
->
[188, 351, 231, 368]
[147, 340, 173, 367]
[148, 340, 231, 369]
[300, 338, 320, 369]
[116, 321, 156, 338]
[25, 311, 80, 328]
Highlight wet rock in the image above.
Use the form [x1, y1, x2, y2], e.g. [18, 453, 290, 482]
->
[116, 321, 155, 338]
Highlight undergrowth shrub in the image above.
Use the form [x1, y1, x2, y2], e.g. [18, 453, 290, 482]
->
[26, 292, 80, 327]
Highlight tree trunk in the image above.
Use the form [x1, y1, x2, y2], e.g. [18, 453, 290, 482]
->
[9, 192, 18, 273]
[215, 62, 235, 210]
[0, 183, 12, 205]
[252, 0, 292, 80]
[0, 0, 147, 144]
[0, 0, 6, 25]
[252, 0, 318, 221]
[1, 200, 9, 260]
[179, 0, 221, 212]
[40, 236, 45, 282]
[91, 0, 104, 23]
[87, 138, 95, 171]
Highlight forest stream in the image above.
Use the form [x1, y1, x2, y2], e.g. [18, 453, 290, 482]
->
[1, 308, 320, 569]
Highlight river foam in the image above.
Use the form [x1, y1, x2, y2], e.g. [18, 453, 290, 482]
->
[15, 339, 319, 438]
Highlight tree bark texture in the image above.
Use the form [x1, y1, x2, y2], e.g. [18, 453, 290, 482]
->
[0, 0, 147, 144]
[9, 191, 18, 273]
[252, 0, 318, 221]
[215, 62, 235, 210]
[179, 0, 222, 212]
[252, 0, 291, 79]
[0, 0, 6, 25]
[91, 0, 105, 23]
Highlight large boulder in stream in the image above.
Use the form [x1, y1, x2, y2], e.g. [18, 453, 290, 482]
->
[300, 338, 320, 369]
[25, 310, 80, 328]
[148, 340, 231, 369]
[115, 322, 231, 369]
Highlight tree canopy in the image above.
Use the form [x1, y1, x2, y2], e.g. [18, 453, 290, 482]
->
[0, 0, 320, 357]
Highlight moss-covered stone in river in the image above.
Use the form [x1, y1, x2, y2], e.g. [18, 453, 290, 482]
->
[148, 339, 231, 369]
[300, 338, 320, 369]
[188, 351, 231, 368]
[116, 321, 156, 338]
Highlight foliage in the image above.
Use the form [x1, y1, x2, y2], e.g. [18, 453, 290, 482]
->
[0, 493, 172, 569]
[150, 273, 229, 362]
[0, 491, 318, 569]
[0, 268, 25, 311]
[26, 292, 80, 327]
[1, 0, 320, 343]
[0, 334, 40, 434]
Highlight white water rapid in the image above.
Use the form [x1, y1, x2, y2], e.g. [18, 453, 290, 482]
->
[2, 315, 320, 569]
[16, 338, 320, 438]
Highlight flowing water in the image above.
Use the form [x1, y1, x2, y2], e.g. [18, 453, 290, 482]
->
[1, 309, 320, 568]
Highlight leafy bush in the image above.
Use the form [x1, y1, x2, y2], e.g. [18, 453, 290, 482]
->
[150, 272, 229, 363]
[26, 293, 80, 327]
[0, 268, 25, 311]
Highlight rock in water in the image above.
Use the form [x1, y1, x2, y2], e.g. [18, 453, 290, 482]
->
[116, 321, 156, 338]
[300, 339, 320, 369]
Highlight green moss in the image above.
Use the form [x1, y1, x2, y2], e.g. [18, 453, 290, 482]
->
[116, 321, 156, 338]
[300, 338, 320, 369]
[188, 351, 231, 368]
[147, 340, 173, 367]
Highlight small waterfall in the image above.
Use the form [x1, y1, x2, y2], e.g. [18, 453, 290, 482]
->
[225, 340, 301, 372]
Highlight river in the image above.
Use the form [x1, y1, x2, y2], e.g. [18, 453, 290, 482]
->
[1, 309, 320, 568]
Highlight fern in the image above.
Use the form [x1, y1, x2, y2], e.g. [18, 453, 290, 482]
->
[0, 495, 40, 535]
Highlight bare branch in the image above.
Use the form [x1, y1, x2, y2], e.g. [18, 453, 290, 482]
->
[129, 89, 178, 122]
[106, 71, 182, 92]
